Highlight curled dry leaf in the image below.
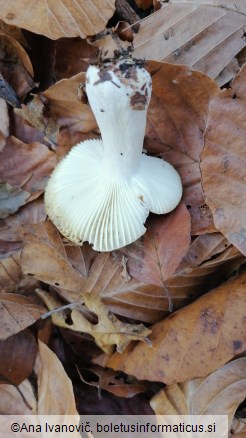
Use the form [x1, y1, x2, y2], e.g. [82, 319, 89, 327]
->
[37, 289, 151, 355]
[0, 293, 45, 340]
[78, 365, 147, 398]
[150, 358, 246, 430]
[0, 329, 38, 385]
[43, 73, 97, 134]
[0, 136, 57, 203]
[100, 271, 246, 384]
[201, 64, 246, 256]
[0, 0, 115, 39]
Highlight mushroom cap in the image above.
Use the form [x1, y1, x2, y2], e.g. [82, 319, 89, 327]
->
[44, 139, 182, 251]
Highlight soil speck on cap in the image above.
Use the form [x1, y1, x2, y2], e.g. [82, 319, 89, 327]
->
[130, 92, 147, 110]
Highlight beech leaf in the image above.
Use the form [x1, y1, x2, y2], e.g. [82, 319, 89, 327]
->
[151, 358, 246, 431]
[201, 65, 246, 256]
[101, 271, 246, 384]
[0, 0, 115, 39]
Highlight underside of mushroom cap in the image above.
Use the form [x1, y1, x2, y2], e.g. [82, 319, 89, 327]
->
[45, 139, 182, 252]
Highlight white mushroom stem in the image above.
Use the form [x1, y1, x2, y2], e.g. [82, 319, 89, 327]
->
[86, 61, 151, 179]
[45, 58, 183, 251]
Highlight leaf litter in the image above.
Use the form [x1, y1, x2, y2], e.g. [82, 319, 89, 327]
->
[0, 0, 245, 423]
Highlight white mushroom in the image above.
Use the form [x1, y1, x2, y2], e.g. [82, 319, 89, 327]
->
[45, 57, 182, 251]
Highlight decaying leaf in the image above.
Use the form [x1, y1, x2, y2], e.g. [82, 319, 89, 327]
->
[99, 271, 246, 383]
[201, 65, 246, 256]
[0, 183, 30, 218]
[0, 31, 34, 97]
[15, 95, 59, 145]
[0, 0, 115, 39]
[0, 136, 57, 201]
[21, 221, 85, 291]
[0, 340, 78, 420]
[0, 329, 38, 385]
[166, 233, 245, 304]
[117, 203, 191, 289]
[37, 289, 151, 355]
[43, 73, 97, 134]
[144, 61, 219, 232]
[150, 357, 246, 430]
[78, 365, 147, 398]
[0, 293, 45, 340]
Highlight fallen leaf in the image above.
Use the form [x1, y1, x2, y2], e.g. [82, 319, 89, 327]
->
[94, 2, 246, 85]
[35, 340, 79, 415]
[0, 183, 30, 218]
[230, 418, 246, 437]
[21, 221, 85, 291]
[0, 340, 78, 418]
[145, 62, 219, 212]
[0, 0, 115, 39]
[150, 358, 246, 430]
[0, 98, 9, 151]
[100, 271, 246, 383]
[0, 293, 45, 340]
[55, 38, 98, 80]
[78, 365, 147, 398]
[117, 203, 191, 290]
[165, 231, 244, 298]
[43, 73, 97, 134]
[15, 95, 59, 145]
[0, 31, 34, 97]
[0, 329, 38, 385]
[0, 136, 57, 199]
[81, 252, 170, 323]
[201, 65, 246, 256]
[37, 289, 151, 354]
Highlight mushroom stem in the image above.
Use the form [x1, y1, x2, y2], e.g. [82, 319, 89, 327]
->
[85, 60, 151, 180]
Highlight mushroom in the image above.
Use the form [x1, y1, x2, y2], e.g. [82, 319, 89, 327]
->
[45, 57, 182, 251]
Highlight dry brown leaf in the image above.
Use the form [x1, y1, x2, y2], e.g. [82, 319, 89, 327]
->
[0, 20, 28, 46]
[0, 136, 57, 202]
[150, 358, 246, 429]
[43, 73, 97, 134]
[0, 329, 38, 385]
[0, 183, 29, 218]
[0, 293, 45, 340]
[35, 340, 79, 415]
[100, 271, 246, 384]
[55, 38, 98, 81]
[78, 365, 147, 398]
[81, 251, 175, 324]
[0, 31, 34, 97]
[230, 418, 246, 437]
[0, 98, 9, 151]
[0, 198, 46, 244]
[201, 65, 246, 256]
[165, 232, 244, 305]
[170, 0, 246, 14]
[15, 95, 59, 145]
[21, 221, 85, 291]
[0, 0, 115, 40]
[117, 203, 190, 290]
[37, 289, 151, 355]
[0, 340, 78, 418]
